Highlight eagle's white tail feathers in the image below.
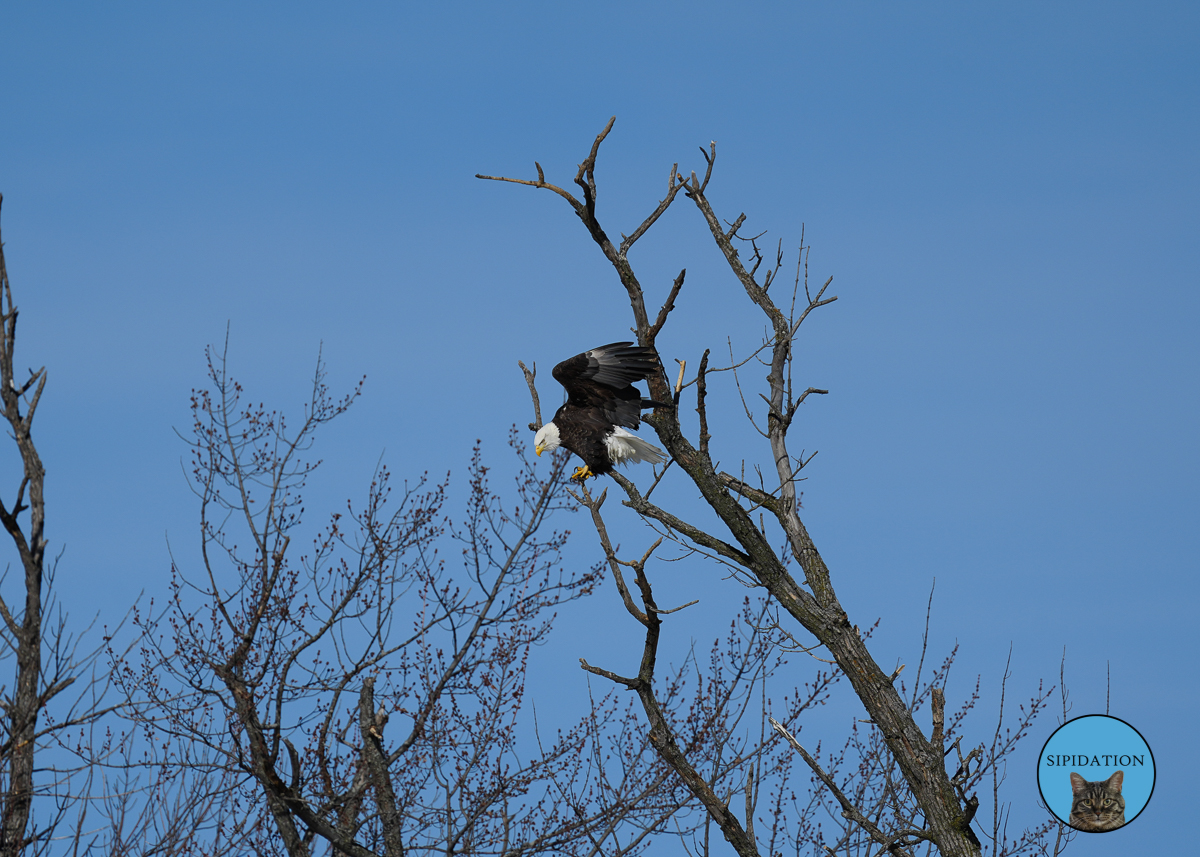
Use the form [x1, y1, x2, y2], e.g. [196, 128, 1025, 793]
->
[604, 427, 666, 466]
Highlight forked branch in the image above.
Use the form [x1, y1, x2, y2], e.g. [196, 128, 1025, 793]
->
[518, 360, 542, 431]
[577, 495, 760, 857]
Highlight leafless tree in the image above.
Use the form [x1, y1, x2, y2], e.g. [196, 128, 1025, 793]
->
[569, 483, 841, 857]
[764, 595, 1059, 857]
[479, 119, 1061, 857]
[0, 197, 134, 855]
[109, 339, 844, 857]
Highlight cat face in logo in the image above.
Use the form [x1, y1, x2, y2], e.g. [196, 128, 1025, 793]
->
[1068, 770, 1125, 832]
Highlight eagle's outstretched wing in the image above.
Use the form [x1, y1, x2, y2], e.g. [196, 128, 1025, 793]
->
[552, 342, 659, 390]
[552, 342, 661, 430]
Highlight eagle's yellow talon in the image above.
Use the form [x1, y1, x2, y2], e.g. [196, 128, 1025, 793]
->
[533, 343, 667, 483]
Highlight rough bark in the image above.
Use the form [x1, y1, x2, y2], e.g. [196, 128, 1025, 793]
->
[0, 194, 47, 857]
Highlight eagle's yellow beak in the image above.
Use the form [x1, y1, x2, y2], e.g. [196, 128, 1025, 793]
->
[535, 444, 544, 457]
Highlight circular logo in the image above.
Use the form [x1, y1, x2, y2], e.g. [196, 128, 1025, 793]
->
[1037, 714, 1154, 832]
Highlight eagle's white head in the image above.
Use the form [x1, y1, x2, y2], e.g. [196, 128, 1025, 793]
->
[534, 422, 560, 457]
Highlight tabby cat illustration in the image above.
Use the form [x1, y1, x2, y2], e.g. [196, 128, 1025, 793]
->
[1068, 770, 1125, 831]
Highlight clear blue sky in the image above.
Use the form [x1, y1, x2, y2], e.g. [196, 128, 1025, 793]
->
[3, 3, 1196, 853]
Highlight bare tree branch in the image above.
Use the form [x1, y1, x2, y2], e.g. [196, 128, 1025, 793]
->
[518, 359, 543, 430]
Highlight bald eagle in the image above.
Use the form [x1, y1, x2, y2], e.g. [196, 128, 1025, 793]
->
[534, 342, 667, 481]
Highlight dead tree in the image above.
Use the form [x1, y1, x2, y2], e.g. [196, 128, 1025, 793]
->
[0, 196, 133, 855]
[0, 194, 46, 856]
[479, 119, 1058, 856]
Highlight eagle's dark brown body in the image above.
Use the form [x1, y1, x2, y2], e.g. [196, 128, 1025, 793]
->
[543, 342, 665, 478]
